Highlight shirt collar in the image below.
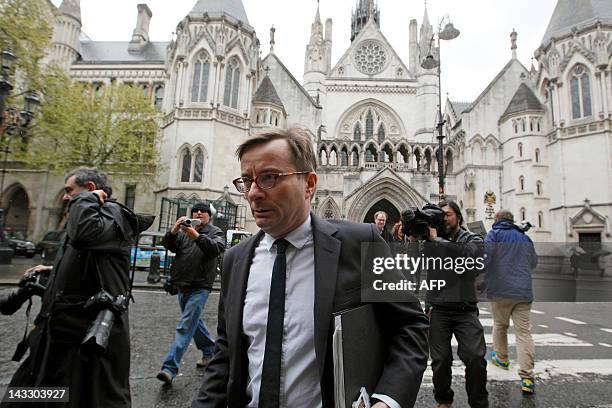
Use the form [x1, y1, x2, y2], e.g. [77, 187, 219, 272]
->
[262, 214, 312, 252]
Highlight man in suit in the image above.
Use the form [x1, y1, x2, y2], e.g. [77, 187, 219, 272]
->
[374, 210, 394, 243]
[192, 128, 429, 408]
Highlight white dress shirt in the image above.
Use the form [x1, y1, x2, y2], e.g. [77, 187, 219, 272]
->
[243, 215, 321, 408]
[242, 216, 400, 408]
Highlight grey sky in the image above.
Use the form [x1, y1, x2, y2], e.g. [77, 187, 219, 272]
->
[51, 0, 558, 102]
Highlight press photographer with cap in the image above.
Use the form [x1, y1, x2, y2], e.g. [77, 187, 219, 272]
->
[156, 202, 225, 385]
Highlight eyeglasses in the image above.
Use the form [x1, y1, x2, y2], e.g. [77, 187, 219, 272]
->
[232, 172, 310, 193]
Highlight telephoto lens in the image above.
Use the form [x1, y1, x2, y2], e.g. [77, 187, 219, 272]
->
[81, 309, 115, 357]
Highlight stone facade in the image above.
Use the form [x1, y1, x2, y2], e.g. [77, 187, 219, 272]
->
[3, 0, 611, 246]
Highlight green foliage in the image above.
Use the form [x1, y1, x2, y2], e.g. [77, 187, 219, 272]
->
[20, 70, 162, 184]
[0, 0, 53, 93]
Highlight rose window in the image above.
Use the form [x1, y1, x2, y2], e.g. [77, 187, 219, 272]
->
[354, 41, 388, 75]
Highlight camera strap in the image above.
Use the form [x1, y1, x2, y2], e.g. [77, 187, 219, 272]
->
[12, 298, 33, 362]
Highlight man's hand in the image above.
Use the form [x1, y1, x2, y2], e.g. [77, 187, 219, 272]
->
[181, 225, 199, 240]
[92, 189, 107, 204]
[171, 216, 188, 235]
[427, 226, 438, 240]
[372, 402, 390, 408]
[24, 265, 52, 275]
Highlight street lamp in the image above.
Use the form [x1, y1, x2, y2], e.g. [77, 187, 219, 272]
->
[0, 48, 40, 263]
[421, 19, 460, 201]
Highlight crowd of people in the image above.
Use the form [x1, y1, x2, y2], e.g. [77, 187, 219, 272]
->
[0, 128, 539, 408]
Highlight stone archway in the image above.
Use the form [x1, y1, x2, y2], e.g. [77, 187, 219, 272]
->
[2, 184, 30, 236]
[363, 199, 400, 230]
[346, 171, 426, 223]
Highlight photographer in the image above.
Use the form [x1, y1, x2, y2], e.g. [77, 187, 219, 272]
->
[3, 168, 153, 408]
[406, 201, 488, 408]
[156, 202, 225, 385]
[0, 265, 50, 316]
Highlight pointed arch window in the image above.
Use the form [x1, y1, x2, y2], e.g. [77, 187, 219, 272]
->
[193, 149, 204, 183]
[377, 124, 385, 144]
[519, 175, 525, 191]
[570, 65, 592, 119]
[538, 211, 543, 228]
[520, 207, 526, 222]
[535, 148, 540, 163]
[365, 110, 374, 139]
[536, 180, 542, 196]
[518, 142, 523, 157]
[353, 124, 361, 142]
[181, 149, 192, 182]
[351, 148, 359, 166]
[191, 52, 211, 103]
[154, 85, 164, 109]
[340, 149, 349, 166]
[224, 58, 240, 109]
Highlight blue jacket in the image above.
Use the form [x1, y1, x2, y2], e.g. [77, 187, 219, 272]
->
[484, 219, 538, 301]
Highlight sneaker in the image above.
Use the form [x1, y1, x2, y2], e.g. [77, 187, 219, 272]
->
[521, 378, 535, 394]
[196, 356, 212, 368]
[491, 351, 510, 370]
[156, 370, 173, 385]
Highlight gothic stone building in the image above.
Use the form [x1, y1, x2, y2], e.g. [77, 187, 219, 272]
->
[4, 0, 611, 248]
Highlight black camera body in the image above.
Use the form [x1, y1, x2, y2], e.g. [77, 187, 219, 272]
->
[401, 203, 445, 240]
[81, 290, 128, 356]
[18, 270, 49, 297]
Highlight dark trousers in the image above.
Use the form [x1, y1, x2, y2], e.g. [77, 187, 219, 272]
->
[429, 307, 489, 408]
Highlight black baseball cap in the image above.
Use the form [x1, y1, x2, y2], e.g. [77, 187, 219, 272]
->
[191, 202, 211, 216]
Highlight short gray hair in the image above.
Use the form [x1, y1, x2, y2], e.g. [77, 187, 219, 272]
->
[374, 211, 387, 220]
[65, 167, 112, 197]
[495, 209, 514, 222]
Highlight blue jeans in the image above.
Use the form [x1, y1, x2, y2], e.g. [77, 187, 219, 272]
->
[161, 288, 215, 377]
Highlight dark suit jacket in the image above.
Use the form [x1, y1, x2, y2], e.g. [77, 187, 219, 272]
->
[192, 215, 429, 408]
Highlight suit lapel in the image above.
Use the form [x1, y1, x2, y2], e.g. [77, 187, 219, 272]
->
[227, 230, 264, 366]
[311, 215, 341, 381]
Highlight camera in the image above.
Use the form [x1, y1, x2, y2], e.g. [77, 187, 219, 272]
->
[18, 270, 49, 297]
[81, 290, 128, 356]
[401, 203, 445, 240]
[519, 221, 533, 232]
[181, 218, 202, 228]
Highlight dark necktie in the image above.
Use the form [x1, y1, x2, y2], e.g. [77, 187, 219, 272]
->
[259, 239, 290, 408]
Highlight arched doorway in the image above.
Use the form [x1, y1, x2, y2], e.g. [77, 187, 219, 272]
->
[363, 199, 400, 231]
[2, 185, 30, 236]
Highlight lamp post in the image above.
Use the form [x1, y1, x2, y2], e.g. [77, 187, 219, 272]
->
[421, 19, 460, 201]
[0, 48, 40, 263]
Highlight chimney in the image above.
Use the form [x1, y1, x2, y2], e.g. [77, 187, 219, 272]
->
[129, 4, 152, 53]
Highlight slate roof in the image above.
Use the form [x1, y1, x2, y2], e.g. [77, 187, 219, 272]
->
[58, 0, 81, 22]
[253, 76, 285, 110]
[76, 41, 168, 64]
[450, 101, 471, 116]
[542, 0, 612, 45]
[501, 83, 543, 118]
[189, 0, 249, 25]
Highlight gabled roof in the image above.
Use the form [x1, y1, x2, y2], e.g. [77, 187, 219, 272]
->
[262, 53, 319, 108]
[77, 41, 168, 64]
[189, 0, 249, 25]
[253, 76, 285, 110]
[450, 101, 471, 116]
[501, 83, 543, 118]
[542, 0, 612, 46]
[330, 17, 411, 79]
[463, 59, 528, 113]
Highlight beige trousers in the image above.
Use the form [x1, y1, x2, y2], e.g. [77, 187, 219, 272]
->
[490, 300, 535, 379]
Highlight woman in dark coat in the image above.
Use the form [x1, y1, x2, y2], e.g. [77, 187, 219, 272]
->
[3, 187, 153, 408]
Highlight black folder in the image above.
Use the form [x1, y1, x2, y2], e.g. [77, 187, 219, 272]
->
[333, 304, 386, 408]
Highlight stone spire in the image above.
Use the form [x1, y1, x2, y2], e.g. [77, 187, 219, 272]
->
[510, 29, 518, 59]
[58, 0, 81, 23]
[350, 0, 380, 41]
[270, 26, 276, 53]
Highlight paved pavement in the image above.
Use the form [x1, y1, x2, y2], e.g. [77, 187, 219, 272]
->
[1, 256, 612, 406]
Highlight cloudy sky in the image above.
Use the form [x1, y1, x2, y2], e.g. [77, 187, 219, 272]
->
[51, 0, 559, 102]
